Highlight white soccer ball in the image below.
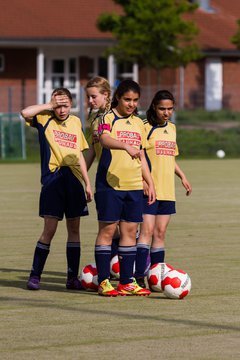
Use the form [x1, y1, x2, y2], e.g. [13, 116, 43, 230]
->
[216, 149, 225, 158]
[110, 255, 120, 279]
[80, 263, 98, 291]
[147, 263, 174, 292]
[162, 269, 191, 299]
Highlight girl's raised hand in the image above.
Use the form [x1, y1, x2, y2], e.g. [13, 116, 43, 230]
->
[51, 94, 70, 108]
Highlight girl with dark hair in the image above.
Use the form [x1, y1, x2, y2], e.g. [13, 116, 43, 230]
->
[94, 79, 155, 296]
[135, 90, 192, 288]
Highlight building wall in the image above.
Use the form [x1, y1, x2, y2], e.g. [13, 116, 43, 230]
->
[2, 47, 240, 112]
[0, 48, 36, 79]
[0, 48, 37, 111]
[138, 66, 177, 110]
[223, 58, 240, 111]
[183, 60, 205, 109]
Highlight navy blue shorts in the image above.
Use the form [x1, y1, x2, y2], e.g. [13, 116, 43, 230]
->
[143, 196, 176, 215]
[39, 167, 88, 220]
[95, 189, 143, 223]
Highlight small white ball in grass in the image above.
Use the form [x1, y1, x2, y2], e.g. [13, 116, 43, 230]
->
[216, 149, 225, 158]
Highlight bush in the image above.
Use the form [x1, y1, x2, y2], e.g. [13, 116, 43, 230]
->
[177, 128, 240, 158]
[2, 110, 239, 162]
[176, 109, 240, 124]
[25, 126, 40, 162]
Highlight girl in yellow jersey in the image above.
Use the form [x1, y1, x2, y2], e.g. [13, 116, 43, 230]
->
[21, 88, 93, 291]
[95, 79, 156, 296]
[135, 90, 192, 288]
[84, 77, 120, 261]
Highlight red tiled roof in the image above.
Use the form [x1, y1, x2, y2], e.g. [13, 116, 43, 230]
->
[187, 0, 240, 50]
[0, 0, 239, 51]
[0, 0, 121, 39]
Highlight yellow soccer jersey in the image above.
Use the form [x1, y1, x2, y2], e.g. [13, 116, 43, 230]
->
[25, 111, 89, 184]
[144, 120, 179, 201]
[96, 110, 146, 191]
[87, 110, 103, 162]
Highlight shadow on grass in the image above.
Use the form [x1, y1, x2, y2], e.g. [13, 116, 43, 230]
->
[0, 268, 65, 276]
[0, 267, 97, 295]
[1, 268, 240, 332]
[0, 294, 239, 333]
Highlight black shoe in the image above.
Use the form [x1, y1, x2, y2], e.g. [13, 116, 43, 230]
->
[136, 277, 146, 288]
[66, 277, 84, 290]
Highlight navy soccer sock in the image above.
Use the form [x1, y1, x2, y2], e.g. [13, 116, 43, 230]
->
[95, 245, 111, 284]
[135, 243, 150, 279]
[118, 245, 137, 285]
[66, 242, 81, 280]
[150, 247, 165, 265]
[30, 241, 50, 278]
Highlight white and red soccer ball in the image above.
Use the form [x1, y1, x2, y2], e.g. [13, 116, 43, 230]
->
[162, 269, 191, 299]
[147, 262, 174, 292]
[110, 255, 120, 279]
[80, 263, 98, 291]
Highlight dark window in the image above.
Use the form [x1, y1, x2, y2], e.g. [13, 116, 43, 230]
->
[0, 54, 4, 72]
[98, 57, 108, 78]
[52, 60, 64, 73]
[69, 58, 76, 74]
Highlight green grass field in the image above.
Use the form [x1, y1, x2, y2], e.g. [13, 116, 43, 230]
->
[0, 160, 240, 359]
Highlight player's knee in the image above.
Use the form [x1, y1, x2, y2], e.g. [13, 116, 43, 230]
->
[67, 226, 79, 237]
[141, 225, 154, 239]
[39, 230, 55, 243]
[154, 229, 166, 242]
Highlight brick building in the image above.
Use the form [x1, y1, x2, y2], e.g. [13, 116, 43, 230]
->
[1, 0, 240, 112]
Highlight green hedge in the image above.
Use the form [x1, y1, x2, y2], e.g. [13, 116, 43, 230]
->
[2, 110, 238, 162]
[176, 109, 240, 124]
[25, 126, 40, 162]
[177, 128, 240, 158]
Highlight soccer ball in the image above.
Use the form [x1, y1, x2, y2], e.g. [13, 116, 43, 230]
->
[162, 269, 191, 299]
[216, 149, 225, 158]
[110, 255, 120, 279]
[79, 263, 98, 291]
[147, 263, 174, 292]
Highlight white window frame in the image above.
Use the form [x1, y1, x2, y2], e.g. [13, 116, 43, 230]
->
[38, 54, 79, 111]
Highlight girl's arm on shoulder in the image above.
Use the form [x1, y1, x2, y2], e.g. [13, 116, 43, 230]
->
[175, 162, 192, 196]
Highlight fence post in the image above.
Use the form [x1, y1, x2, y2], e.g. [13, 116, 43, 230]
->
[20, 115, 26, 160]
[0, 114, 6, 159]
[79, 86, 86, 132]
[8, 87, 13, 147]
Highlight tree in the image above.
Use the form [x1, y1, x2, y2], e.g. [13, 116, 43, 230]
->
[97, 0, 201, 70]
